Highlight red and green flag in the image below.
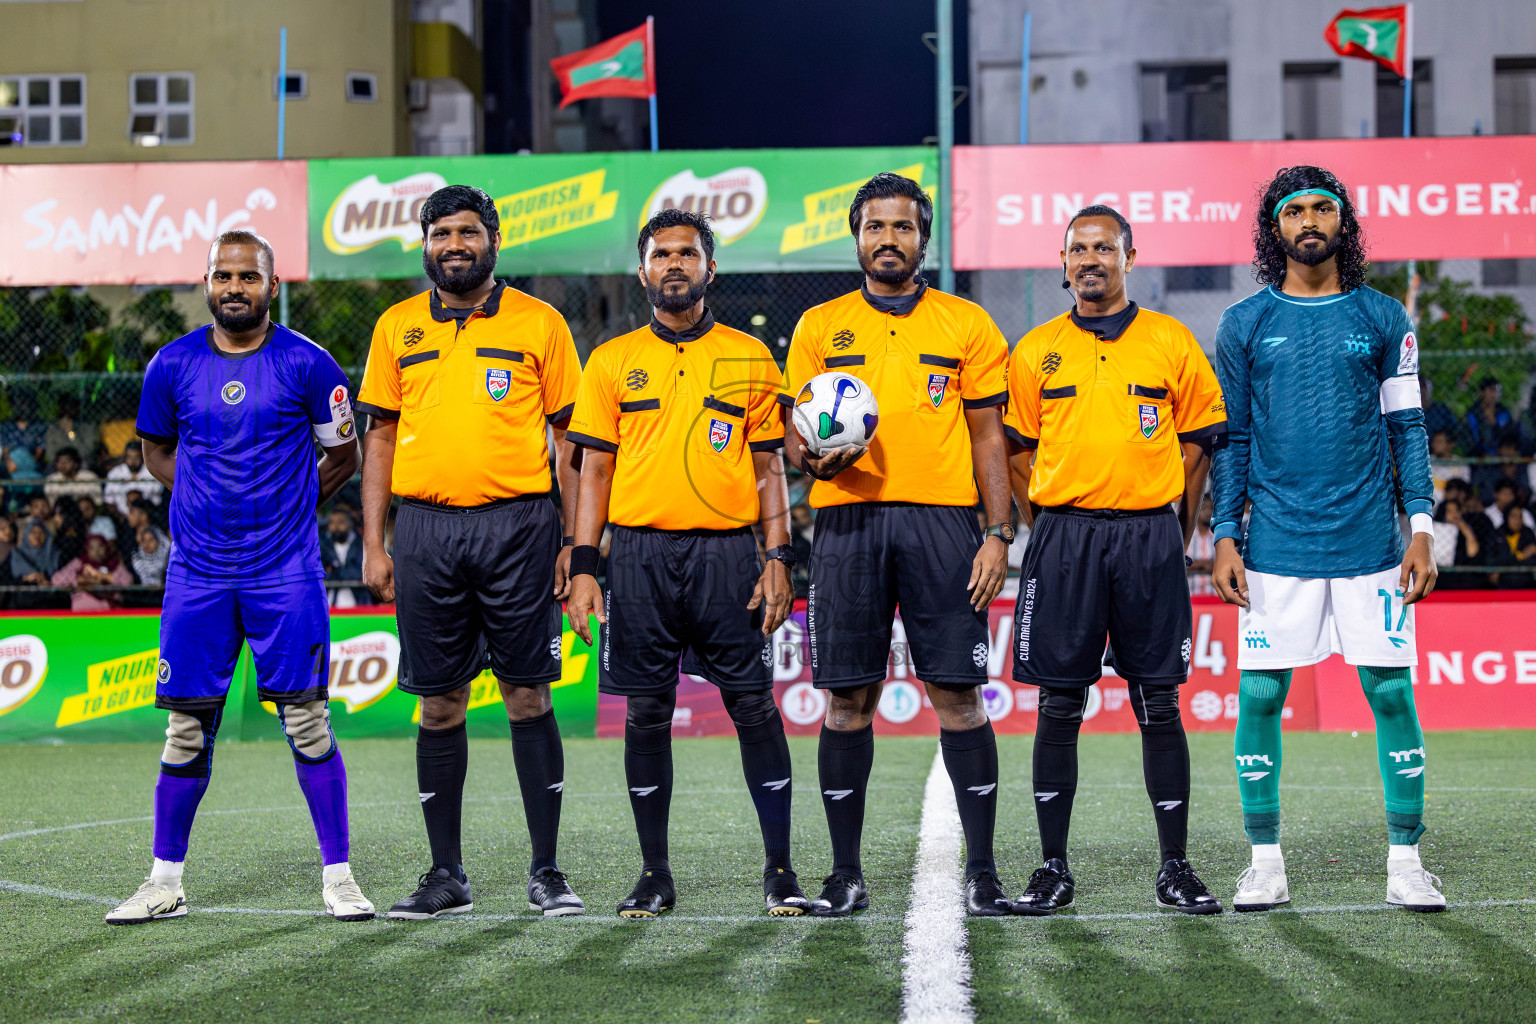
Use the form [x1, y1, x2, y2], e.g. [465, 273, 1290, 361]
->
[550, 19, 655, 108]
[1324, 5, 1412, 78]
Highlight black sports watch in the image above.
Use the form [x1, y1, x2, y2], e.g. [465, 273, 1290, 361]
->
[766, 544, 797, 569]
[985, 524, 1016, 546]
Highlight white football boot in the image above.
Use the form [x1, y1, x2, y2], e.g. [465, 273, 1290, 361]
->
[105, 878, 187, 925]
[324, 871, 376, 921]
[1233, 862, 1290, 912]
[1387, 863, 1446, 912]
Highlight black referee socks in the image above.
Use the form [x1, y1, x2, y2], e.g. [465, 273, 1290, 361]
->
[819, 723, 874, 876]
[1032, 688, 1085, 864]
[727, 699, 794, 872]
[1131, 683, 1191, 864]
[416, 722, 468, 876]
[941, 721, 999, 877]
[510, 709, 565, 875]
[625, 696, 675, 872]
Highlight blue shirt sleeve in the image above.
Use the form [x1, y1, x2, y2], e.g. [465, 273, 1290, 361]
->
[136, 351, 179, 444]
[306, 347, 357, 447]
[1376, 299, 1433, 517]
[1210, 306, 1251, 544]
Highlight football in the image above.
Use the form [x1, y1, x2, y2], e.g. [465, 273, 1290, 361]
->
[793, 371, 880, 457]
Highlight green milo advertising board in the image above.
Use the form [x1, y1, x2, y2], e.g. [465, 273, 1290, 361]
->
[306, 147, 939, 279]
[0, 612, 598, 744]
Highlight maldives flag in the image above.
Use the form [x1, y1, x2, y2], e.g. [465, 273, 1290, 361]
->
[550, 20, 655, 108]
[1324, 5, 1412, 78]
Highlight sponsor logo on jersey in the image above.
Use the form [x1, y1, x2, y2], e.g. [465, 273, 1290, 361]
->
[485, 367, 510, 402]
[402, 327, 425, 348]
[928, 373, 949, 408]
[709, 418, 732, 452]
[221, 381, 246, 406]
[625, 368, 649, 391]
[332, 385, 348, 406]
[1042, 351, 1062, 374]
[1243, 630, 1271, 649]
[832, 329, 855, 350]
[1398, 331, 1419, 375]
[1260, 336, 1287, 347]
[1139, 403, 1159, 437]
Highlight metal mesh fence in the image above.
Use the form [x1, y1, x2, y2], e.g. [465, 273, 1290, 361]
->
[0, 261, 1532, 608]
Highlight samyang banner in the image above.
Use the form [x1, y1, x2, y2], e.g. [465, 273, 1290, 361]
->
[306, 147, 938, 279]
[0, 160, 309, 285]
[953, 136, 1536, 268]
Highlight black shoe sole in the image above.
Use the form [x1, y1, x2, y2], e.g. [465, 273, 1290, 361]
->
[1233, 899, 1287, 913]
[966, 904, 1011, 917]
[387, 903, 472, 920]
[1010, 900, 1070, 916]
[810, 897, 869, 917]
[1157, 899, 1223, 915]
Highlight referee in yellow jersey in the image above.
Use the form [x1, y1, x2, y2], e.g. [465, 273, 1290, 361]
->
[355, 186, 587, 919]
[782, 173, 1015, 918]
[1005, 205, 1227, 917]
[565, 209, 801, 918]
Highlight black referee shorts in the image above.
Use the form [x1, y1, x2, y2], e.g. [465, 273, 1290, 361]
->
[393, 494, 563, 696]
[1013, 505, 1192, 688]
[807, 502, 989, 690]
[599, 525, 771, 696]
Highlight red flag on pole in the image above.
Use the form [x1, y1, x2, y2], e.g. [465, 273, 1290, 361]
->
[550, 20, 655, 109]
[1324, 5, 1412, 78]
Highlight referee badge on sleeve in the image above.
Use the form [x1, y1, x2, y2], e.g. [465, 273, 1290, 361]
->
[1139, 403, 1159, 438]
[709, 418, 732, 452]
[485, 368, 510, 402]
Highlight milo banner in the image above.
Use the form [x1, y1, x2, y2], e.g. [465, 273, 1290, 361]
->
[0, 610, 599, 744]
[306, 147, 939, 279]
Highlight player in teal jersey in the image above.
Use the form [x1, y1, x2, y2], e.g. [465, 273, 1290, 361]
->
[1211, 165, 1444, 912]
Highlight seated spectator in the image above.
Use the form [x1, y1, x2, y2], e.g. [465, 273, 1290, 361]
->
[1420, 374, 1462, 451]
[1, 415, 47, 472]
[43, 446, 102, 502]
[1429, 430, 1470, 504]
[1485, 479, 1535, 533]
[44, 397, 100, 469]
[52, 534, 133, 611]
[50, 496, 87, 566]
[11, 520, 58, 586]
[1487, 511, 1536, 589]
[4, 443, 42, 481]
[1473, 435, 1529, 506]
[1186, 495, 1216, 596]
[76, 495, 117, 543]
[321, 509, 368, 607]
[130, 526, 170, 587]
[0, 517, 15, 568]
[1432, 496, 1483, 589]
[103, 441, 164, 513]
[1465, 376, 1515, 458]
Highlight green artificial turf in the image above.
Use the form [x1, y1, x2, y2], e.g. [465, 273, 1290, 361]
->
[0, 731, 1532, 1023]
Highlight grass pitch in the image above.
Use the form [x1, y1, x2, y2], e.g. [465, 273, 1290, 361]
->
[1, 732, 1532, 1023]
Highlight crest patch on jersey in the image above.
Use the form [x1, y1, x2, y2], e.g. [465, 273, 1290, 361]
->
[832, 329, 855, 351]
[927, 374, 949, 408]
[403, 327, 425, 348]
[1139, 403, 1159, 438]
[709, 418, 732, 452]
[625, 368, 649, 391]
[485, 368, 510, 402]
[1398, 331, 1419, 375]
[221, 381, 246, 406]
[1042, 351, 1062, 374]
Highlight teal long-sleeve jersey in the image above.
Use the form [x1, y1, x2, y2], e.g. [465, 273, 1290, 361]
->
[1210, 285, 1432, 578]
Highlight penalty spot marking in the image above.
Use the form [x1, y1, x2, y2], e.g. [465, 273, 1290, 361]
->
[900, 747, 973, 1024]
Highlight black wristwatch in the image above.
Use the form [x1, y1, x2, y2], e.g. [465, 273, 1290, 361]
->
[985, 524, 1016, 546]
[766, 544, 797, 569]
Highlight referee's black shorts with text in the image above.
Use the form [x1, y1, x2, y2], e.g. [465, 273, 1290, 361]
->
[600, 525, 772, 696]
[807, 502, 989, 690]
[1013, 505, 1191, 688]
[393, 494, 563, 696]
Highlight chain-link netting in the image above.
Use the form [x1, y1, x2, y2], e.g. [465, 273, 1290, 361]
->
[0, 262, 1532, 609]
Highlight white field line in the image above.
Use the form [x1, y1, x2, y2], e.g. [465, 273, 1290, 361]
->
[899, 747, 973, 1024]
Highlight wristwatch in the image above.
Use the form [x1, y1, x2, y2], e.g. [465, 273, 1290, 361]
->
[985, 524, 1016, 545]
[766, 544, 797, 569]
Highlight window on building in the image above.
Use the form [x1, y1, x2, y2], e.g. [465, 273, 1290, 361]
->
[1376, 59, 1433, 137]
[1165, 265, 1232, 293]
[346, 72, 377, 103]
[0, 74, 85, 147]
[1140, 63, 1228, 142]
[1494, 57, 1536, 135]
[128, 73, 193, 146]
[1282, 62, 1342, 140]
[273, 71, 307, 100]
[1482, 259, 1536, 287]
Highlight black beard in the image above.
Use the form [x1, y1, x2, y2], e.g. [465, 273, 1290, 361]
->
[1281, 230, 1343, 267]
[858, 243, 925, 286]
[1072, 274, 1110, 302]
[424, 247, 498, 295]
[207, 292, 270, 333]
[645, 273, 709, 313]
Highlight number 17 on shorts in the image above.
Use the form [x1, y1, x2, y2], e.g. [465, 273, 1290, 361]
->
[1238, 567, 1417, 670]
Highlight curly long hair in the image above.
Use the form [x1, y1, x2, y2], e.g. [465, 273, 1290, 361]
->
[1252, 165, 1369, 292]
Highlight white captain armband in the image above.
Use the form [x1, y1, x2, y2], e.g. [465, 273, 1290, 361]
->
[313, 383, 358, 446]
[1379, 375, 1421, 414]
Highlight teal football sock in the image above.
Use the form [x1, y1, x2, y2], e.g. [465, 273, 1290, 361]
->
[1358, 666, 1426, 845]
[1235, 670, 1291, 845]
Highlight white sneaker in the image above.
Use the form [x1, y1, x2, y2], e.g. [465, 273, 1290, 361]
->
[1387, 865, 1446, 912]
[324, 872, 376, 922]
[1233, 863, 1290, 912]
[105, 878, 187, 925]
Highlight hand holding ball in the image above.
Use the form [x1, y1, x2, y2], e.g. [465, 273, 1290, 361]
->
[792, 372, 880, 458]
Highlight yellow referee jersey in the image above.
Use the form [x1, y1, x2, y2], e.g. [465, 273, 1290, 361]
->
[1005, 305, 1226, 510]
[355, 283, 580, 506]
[781, 283, 1008, 509]
[566, 311, 785, 531]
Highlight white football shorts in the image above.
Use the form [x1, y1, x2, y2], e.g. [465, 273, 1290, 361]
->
[1237, 567, 1418, 669]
